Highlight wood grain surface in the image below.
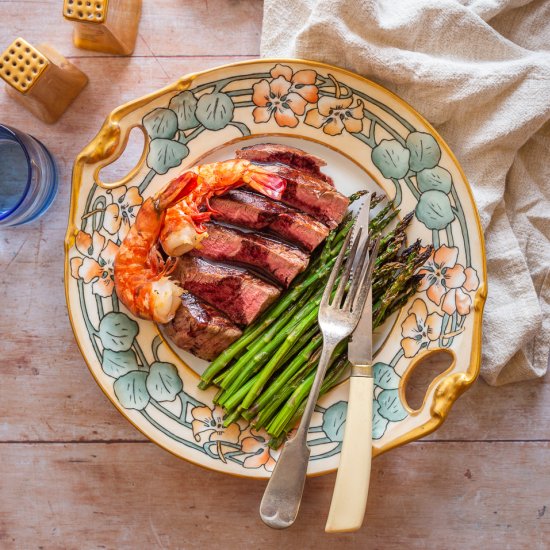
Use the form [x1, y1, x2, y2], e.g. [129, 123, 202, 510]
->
[0, 2, 548, 548]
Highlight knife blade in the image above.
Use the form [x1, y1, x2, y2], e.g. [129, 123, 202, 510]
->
[347, 193, 373, 368]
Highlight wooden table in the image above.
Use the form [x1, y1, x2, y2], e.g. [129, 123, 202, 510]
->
[1, 2, 549, 548]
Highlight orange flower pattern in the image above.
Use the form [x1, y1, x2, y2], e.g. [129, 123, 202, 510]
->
[103, 185, 143, 242]
[305, 96, 364, 135]
[191, 405, 241, 445]
[400, 299, 443, 357]
[417, 245, 479, 315]
[252, 64, 318, 128]
[240, 430, 277, 472]
[70, 230, 119, 297]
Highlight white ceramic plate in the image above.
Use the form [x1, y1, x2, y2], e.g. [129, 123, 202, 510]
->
[65, 59, 487, 478]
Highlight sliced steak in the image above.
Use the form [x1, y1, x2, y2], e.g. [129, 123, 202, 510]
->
[210, 189, 329, 252]
[164, 293, 242, 361]
[236, 143, 333, 185]
[192, 222, 309, 287]
[175, 256, 280, 326]
[240, 163, 349, 228]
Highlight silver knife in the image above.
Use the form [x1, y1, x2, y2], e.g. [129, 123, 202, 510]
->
[325, 193, 375, 533]
[348, 194, 373, 372]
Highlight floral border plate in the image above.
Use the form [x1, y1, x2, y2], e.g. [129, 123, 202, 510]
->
[65, 59, 487, 478]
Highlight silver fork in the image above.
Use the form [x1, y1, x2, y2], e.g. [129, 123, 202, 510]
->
[260, 226, 381, 529]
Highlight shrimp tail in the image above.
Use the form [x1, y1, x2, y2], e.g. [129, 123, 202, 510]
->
[243, 167, 285, 200]
[156, 171, 199, 211]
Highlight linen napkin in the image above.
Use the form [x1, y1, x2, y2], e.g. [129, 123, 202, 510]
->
[261, 0, 550, 385]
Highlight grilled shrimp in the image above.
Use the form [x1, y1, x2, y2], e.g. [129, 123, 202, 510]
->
[160, 159, 285, 256]
[114, 171, 199, 323]
[114, 160, 285, 323]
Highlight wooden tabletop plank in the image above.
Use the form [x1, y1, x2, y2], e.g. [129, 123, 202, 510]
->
[1, 441, 548, 548]
[0, 0, 262, 58]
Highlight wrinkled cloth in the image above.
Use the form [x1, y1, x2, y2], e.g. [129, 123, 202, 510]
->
[261, 0, 550, 385]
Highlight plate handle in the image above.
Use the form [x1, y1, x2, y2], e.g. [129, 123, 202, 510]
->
[370, 278, 485, 457]
[73, 74, 196, 191]
[82, 122, 148, 190]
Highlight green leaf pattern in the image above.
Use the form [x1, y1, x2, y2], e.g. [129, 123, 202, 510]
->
[98, 312, 139, 352]
[416, 190, 455, 230]
[416, 166, 452, 193]
[146, 362, 184, 402]
[196, 92, 234, 130]
[102, 348, 140, 378]
[372, 401, 389, 440]
[147, 138, 189, 174]
[114, 371, 150, 410]
[371, 140, 410, 179]
[143, 108, 178, 139]
[377, 389, 408, 422]
[169, 91, 199, 130]
[373, 362, 400, 390]
[406, 132, 441, 172]
[322, 401, 348, 443]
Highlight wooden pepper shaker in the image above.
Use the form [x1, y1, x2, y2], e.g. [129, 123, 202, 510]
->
[0, 38, 88, 124]
[63, 0, 142, 55]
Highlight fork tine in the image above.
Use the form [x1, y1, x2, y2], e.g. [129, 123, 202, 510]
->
[320, 227, 354, 308]
[332, 227, 362, 308]
[343, 233, 371, 310]
[351, 236, 381, 314]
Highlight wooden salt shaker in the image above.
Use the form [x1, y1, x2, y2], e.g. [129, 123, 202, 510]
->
[63, 0, 142, 55]
[0, 38, 88, 124]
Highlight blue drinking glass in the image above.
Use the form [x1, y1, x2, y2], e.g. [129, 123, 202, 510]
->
[0, 124, 58, 227]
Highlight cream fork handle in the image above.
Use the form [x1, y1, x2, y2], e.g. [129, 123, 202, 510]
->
[325, 375, 373, 533]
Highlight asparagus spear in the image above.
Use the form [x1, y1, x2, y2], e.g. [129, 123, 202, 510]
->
[246, 334, 323, 420]
[251, 352, 322, 430]
[267, 357, 350, 448]
[239, 307, 321, 410]
[219, 289, 325, 395]
[266, 354, 349, 438]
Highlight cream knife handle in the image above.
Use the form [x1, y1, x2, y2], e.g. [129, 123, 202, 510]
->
[325, 375, 373, 533]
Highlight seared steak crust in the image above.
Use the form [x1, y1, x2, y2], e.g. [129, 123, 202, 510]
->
[164, 293, 242, 361]
[244, 163, 349, 228]
[175, 256, 280, 326]
[192, 222, 309, 287]
[236, 143, 333, 185]
[210, 189, 329, 252]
